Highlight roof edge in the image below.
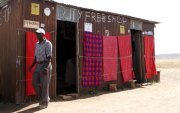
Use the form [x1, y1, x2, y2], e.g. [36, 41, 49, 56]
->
[54, 2, 159, 24]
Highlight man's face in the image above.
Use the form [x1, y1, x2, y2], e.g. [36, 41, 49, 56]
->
[36, 33, 44, 40]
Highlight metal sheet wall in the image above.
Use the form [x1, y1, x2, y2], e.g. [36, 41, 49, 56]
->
[0, 0, 156, 103]
[0, 0, 19, 102]
[76, 8, 131, 92]
[74, 7, 156, 92]
[0, 0, 56, 103]
[143, 22, 155, 35]
[17, 0, 56, 104]
[142, 22, 156, 82]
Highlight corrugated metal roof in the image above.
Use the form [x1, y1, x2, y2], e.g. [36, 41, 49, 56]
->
[0, 0, 159, 24]
[54, 2, 159, 24]
[0, 0, 11, 8]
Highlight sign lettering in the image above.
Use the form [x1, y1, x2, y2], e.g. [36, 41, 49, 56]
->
[0, 6, 11, 26]
[23, 20, 40, 29]
[56, 5, 127, 24]
[85, 11, 127, 24]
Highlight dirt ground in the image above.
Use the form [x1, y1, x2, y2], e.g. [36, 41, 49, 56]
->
[1, 58, 180, 113]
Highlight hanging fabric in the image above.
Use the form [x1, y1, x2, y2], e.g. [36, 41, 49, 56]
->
[117, 35, 134, 82]
[26, 32, 51, 96]
[82, 32, 103, 87]
[144, 35, 157, 79]
[103, 36, 118, 81]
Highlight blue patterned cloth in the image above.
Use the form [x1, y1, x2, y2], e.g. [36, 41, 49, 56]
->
[82, 32, 103, 87]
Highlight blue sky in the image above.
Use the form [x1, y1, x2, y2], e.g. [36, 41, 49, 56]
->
[54, 0, 180, 55]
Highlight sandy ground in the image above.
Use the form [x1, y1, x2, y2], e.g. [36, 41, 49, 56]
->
[1, 58, 180, 113]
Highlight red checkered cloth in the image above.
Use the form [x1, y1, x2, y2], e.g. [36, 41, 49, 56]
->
[82, 32, 103, 87]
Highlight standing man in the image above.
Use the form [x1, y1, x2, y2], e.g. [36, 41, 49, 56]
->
[28, 28, 52, 109]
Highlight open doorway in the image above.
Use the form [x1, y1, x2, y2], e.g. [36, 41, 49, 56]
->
[56, 20, 77, 94]
[131, 30, 143, 83]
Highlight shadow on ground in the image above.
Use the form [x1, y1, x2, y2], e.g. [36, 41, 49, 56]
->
[0, 100, 41, 113]
[0, 84, 147, 113]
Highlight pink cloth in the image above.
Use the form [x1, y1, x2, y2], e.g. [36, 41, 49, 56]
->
[144, 35, 157, 79]
[103, 36, 118, 81]
[118, 35, 134, 82]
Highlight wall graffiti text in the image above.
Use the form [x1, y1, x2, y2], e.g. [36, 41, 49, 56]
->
[85, 11, 127, 24]
[57, 5, 82, 22]
[0, 6, 11, 26]
[57, 5, 127, 24]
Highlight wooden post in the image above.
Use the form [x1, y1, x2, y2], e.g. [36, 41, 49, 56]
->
[129, 80, 137, 88]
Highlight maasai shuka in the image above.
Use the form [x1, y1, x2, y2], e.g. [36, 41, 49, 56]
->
[118, 35, 134, 82]
[82, 32, 103, 87]
[103, 36, 118, 82]
[144, 35, 157, 79]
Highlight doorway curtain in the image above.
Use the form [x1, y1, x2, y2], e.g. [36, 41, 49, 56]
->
[26, 32, 51, 96]
[144, 35, 157, 79]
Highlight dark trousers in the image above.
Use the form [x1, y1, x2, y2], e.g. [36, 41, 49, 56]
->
[32, 62, 52, 106]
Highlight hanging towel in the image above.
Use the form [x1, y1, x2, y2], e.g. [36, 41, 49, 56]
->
[26, 32, 51, 96]
[118, 35, 134, 82]
[82, 32, 103, 87]
[144, 35, 157, 79]
[103, 36, 118, 81]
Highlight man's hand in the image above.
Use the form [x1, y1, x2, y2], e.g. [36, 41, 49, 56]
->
[28, 57, 36, 72]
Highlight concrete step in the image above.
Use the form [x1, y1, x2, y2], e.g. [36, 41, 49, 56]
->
[59, 95, 73, 100]
[67, 93, 79, 98]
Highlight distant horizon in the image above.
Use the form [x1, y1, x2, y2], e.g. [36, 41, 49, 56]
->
[156, 53, 180, 55]
[155, 53, 180, 60]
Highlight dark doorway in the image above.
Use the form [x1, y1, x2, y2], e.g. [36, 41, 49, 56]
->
[131, 30, 144, 83]
[56, 20, 77, 94]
